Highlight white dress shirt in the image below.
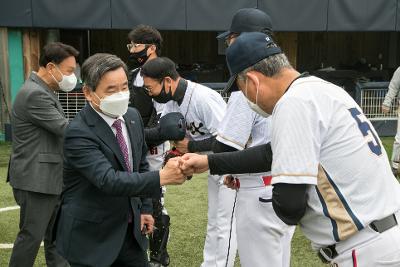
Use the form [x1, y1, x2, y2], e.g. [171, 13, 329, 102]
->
[90, 104, 133, 170]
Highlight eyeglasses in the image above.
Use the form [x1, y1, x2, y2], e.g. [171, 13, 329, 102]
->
[143, 80, 164, 95]
[127, 43, 152, 51]
[225, 33, 239, 47]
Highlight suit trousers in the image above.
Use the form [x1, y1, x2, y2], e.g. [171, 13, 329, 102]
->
[9, 188, 69, 267]
[69, 224, 149, 267]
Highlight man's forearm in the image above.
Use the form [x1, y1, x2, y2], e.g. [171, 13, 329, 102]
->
[188, 136, 216, 152]
[212, 139, 238, 153]
[208, 143, 272, 175]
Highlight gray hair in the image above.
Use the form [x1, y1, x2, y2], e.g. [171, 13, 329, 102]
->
[238, 52, 293, 80]
[81, 53, 128, 90]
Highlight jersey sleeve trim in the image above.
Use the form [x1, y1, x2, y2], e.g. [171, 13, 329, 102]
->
[272, 174, 317, 185]
[216, 134, 246, 150]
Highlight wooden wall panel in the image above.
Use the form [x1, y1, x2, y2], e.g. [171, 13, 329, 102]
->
[275, 32, 298, 68]
[0, 28, 11, 124]
[22, 30, 41, 79]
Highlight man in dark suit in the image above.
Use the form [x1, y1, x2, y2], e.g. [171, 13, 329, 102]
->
[55, 53, 186, 267]
[8, 42, 79, 267]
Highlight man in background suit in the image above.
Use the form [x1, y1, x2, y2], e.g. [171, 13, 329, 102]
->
[8, 42, 79, 267]
[55, 53, 186, 267]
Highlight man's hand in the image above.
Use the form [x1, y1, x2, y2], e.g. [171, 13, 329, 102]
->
[140, 214, 154, 235]
[159, 157, 186, 185]
[382, 105, 390, 114]
[223, 175, 239, 190]
[180, 153, 209, 176]
[173, 138, 189, 154]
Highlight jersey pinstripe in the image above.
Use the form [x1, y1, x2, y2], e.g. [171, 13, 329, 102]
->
[217, 91, 270, 150]
[271, 76, 400, 248]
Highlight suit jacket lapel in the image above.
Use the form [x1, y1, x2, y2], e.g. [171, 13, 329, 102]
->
[123, 113, 138, 171]
[83, 104, 128, 172]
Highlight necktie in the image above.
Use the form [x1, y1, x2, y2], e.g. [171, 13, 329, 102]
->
[112, 119, 131, 172]
[112, 119, 133, 223]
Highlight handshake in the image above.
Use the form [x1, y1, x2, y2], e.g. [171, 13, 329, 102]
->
[159, 153, 210, 186]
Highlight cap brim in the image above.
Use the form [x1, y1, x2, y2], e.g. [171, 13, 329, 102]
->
[223, 75, 239, 94]
[217, 30, 231, 40]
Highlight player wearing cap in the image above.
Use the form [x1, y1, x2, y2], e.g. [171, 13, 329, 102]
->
[213, 8, 294, 267]
[181, 32, 400, 266]
[141, 57, 238, 267]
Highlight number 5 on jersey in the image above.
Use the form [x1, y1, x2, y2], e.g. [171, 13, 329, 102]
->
[349, 108, 382, 156]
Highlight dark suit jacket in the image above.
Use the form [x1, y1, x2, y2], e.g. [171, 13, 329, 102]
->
[8, 72, 68, 194]
[56, 104, 161, 267]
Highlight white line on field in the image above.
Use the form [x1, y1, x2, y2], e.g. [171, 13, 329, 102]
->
[0, 242, 43, 249]
[0, 206, 20, 212]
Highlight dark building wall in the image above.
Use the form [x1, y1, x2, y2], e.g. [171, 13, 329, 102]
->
[37, 29, 400, 84]
[59, 29, 229, 83]
[297, 32, 400, 75]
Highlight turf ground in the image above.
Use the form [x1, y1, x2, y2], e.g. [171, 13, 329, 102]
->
[0, 137, 396, 266]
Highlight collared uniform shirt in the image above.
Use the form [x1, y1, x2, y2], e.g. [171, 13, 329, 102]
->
[271, 76, 400, 249]
[161, 80, 226, 143]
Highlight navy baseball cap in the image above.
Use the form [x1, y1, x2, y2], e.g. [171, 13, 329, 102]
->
[223, 32, 282, 93]
[217, 8, 273, 40]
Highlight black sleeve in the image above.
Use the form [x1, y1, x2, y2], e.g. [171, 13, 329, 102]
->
[144, 126, 164, 147]
[208, 143, 272, 175]
[188, 136, 216, 152]
[272, 183, 308, 225]
[212, 139, 238, 153]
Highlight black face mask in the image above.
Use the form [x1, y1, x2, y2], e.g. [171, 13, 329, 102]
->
[152, 81, 173, 103]
[129, 46, 149, 67]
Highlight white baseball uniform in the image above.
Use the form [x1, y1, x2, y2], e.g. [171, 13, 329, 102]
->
[217, 91, 295, 267]
[162, 80, 237, 267]
[271, 75, 400, 266]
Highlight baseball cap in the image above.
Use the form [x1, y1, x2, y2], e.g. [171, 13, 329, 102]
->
[223, 32, 282, 93]
[217, 8, 273, 40]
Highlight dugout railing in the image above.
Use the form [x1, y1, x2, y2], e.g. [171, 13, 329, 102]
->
[355, 81, 397, 136]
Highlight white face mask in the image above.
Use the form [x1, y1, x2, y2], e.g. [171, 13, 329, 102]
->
[50, 65, 77, 92]
[244, 78, 270, 118]
[94, 91, 130, 118]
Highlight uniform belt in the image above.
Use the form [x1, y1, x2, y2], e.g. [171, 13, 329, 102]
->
[235, 175, 272, 189]
[370, 213, 398, 233]
[318, 213, 398, 263]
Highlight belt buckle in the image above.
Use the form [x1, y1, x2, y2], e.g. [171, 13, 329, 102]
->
[318, 246, 337, 263]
